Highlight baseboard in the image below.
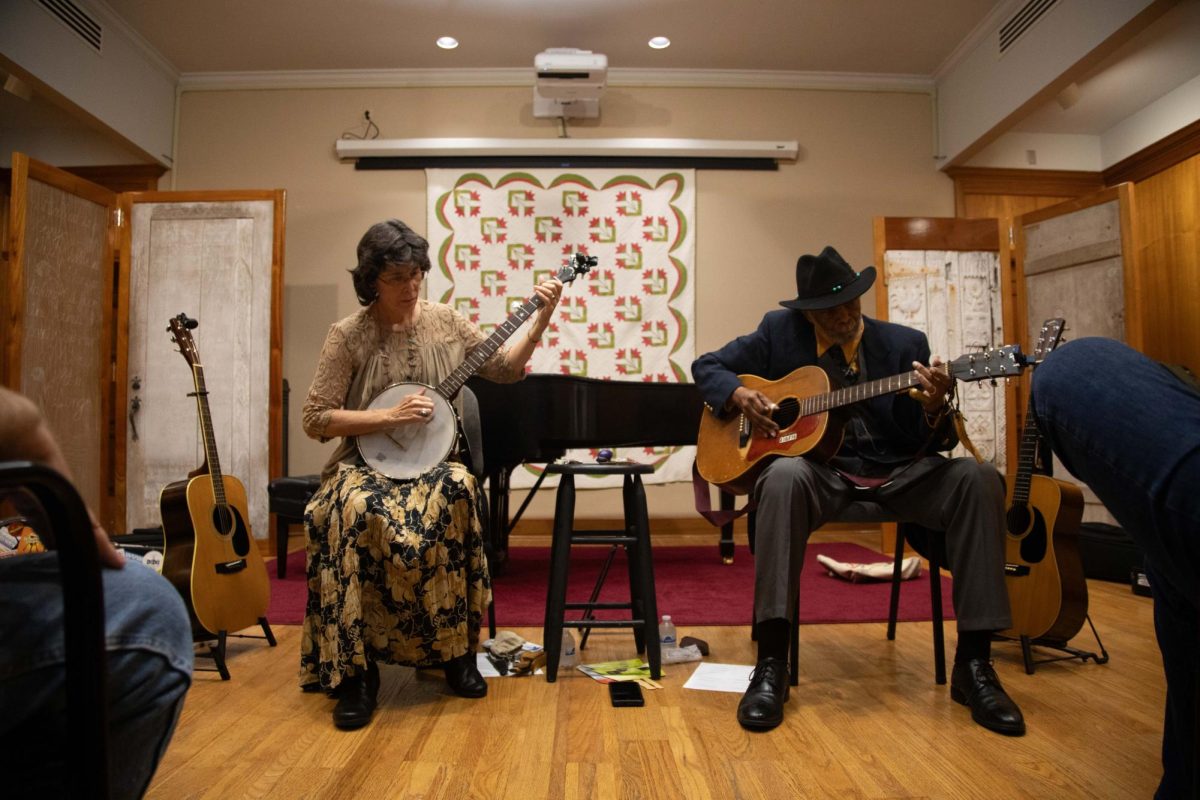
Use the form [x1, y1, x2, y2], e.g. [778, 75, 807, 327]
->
[260, 517, 882, 553]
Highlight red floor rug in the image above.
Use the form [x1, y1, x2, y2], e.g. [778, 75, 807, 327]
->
[266, 542, 954, 628]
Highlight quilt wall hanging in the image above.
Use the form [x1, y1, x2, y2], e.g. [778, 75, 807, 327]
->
[426, 168, 697, 489]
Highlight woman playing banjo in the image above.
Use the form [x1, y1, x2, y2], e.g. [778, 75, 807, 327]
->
[299, 219, 562, 729]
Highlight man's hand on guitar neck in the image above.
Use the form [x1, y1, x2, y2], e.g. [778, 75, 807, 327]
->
[910, 356, 953, 413]
[730, 386, 780, 438]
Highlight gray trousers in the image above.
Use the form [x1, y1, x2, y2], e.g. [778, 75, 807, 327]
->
[752, 455, 1012, 632]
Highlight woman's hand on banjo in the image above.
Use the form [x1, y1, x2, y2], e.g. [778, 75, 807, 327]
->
[383, 388, 435, 426]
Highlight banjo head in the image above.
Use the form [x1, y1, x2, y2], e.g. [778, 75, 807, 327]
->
[357, 382, 457, 480]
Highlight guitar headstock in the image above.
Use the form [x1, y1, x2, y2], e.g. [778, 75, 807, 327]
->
[1027, 317, 1067, 365]
[167, 313, 201, 367]
[556, 252, 597, 284]
[947, 345, 1027, 383]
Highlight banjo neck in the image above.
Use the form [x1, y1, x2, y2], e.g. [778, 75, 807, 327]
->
[436, 292, 545, 400]
[435, 253, 594, 399]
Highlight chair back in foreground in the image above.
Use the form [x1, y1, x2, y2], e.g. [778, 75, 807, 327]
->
[0, 460, 109, 799]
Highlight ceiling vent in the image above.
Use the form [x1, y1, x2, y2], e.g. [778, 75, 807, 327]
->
[38, 0, 103, 53]
[998, 0, 1058, 54]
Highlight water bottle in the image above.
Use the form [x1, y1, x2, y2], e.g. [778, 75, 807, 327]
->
[658, 614, 677, 647]
[559, 629, 578, 669]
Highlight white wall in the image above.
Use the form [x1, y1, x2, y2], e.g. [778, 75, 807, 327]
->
[1102, 71, 1200, 166]
[0, 0, 176, 165]
[170, 83, 955, 519]
[965, 132, 1104, 170]
[936, 0, 1159, 166]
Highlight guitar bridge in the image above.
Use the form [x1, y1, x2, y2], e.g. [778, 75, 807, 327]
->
[1004, 563, 1031, 577]
[215, 559, 247, 574]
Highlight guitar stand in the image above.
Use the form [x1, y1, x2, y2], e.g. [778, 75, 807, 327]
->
[996, 614, 1110, 675]
[195, 617, 277, 681]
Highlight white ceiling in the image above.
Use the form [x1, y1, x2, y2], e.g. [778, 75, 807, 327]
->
[98, 0, 1001, 75]
[3, 0, 1199, 157]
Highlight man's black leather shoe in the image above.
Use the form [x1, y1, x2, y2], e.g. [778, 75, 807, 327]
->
[737, 657, 790, 731]
[950, 658, 1025, 736]
[444, 652, 488, 698]
[332, 661, 379, 730]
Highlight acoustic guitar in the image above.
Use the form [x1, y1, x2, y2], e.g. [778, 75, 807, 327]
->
[1001, 318, 1087, 643]
[160, 313, 270, 637]
[358, 252, 596, 479]
[696, 345, 1027, 495]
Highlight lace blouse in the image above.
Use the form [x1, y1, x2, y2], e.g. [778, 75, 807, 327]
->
[303, 300, 525, 478]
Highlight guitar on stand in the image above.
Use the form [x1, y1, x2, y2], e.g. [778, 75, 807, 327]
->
[1000, 317, 1107, 673]
[160, 312, 275, 679]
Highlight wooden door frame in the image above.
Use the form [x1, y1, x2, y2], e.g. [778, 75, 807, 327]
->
[113, 189, 286, 530]
[5, 153, 120, 525]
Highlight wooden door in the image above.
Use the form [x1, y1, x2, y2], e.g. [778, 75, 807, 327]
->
[4, 154, 118, 524]
[1010, 184, 1140, 525]
[118, 191, 285, 541]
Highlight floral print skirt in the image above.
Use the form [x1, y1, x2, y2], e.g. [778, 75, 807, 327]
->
[298, 461, 491, 691]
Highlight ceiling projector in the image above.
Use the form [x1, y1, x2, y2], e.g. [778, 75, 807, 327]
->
[533, 48, 608, 119]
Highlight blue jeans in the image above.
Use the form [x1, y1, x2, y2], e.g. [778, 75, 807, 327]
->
[1032, 337, 1200, 799]
[0, 554, 194, 799]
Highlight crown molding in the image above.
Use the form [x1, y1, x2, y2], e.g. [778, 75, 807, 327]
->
[89, 0, 179, 81]
[178, 66, 934, 94]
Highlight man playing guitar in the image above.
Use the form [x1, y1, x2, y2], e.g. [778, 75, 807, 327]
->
[692, 246, 1024, 736]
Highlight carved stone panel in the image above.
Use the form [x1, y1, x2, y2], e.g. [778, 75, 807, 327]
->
[885, 249, 1007, 471]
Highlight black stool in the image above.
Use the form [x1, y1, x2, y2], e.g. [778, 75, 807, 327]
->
[541, 462, 661, 682]
[267, 474, 320, 577]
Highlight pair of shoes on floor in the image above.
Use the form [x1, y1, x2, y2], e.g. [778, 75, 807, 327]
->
[443, 652, 488, 698]
[332, 661, 380, 730]
[950, 658, 1026, 736]
[737, 656, 790, 731]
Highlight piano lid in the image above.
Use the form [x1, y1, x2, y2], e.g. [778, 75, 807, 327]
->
[468, 374, 703, 469]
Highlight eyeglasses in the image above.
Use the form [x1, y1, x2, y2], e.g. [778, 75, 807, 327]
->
[378, 268, 424, 286]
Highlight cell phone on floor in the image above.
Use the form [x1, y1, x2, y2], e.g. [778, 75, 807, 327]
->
[608, 681, 645, 707]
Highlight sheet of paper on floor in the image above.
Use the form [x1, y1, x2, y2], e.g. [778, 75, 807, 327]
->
[682, 662, 755, 693]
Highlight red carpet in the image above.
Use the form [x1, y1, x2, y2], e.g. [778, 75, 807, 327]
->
[267, 542, 954, 628]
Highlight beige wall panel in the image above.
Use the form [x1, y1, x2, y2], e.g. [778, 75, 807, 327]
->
[1023, 200, 1120, 275]
[1022, 201, 1128, 526]
[172, 85, 955, 519]
[20, 179, 108, 510]
[1025, 258, 1126, 344]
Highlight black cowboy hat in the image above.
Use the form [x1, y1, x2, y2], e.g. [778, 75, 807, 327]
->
[779, 246, 876, 311]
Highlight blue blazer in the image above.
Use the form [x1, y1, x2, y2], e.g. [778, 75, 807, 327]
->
[691, 311, 956, 459]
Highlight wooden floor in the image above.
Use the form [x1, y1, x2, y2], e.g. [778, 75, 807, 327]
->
[148, 535, 1166, 799]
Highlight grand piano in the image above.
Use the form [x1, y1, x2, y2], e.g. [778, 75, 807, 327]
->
[467, 374, 734, 571]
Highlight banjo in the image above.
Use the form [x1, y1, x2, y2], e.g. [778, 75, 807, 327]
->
[357, 252, 596, 479]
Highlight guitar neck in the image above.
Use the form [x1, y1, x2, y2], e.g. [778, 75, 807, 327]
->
[436, 294, 543, 399]
[1010, 411, 1040, 506]
[190, 364, 227, 505]
[803, 363, 947, 417]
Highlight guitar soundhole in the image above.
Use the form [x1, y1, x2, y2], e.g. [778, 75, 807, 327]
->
[1018, 509, 1048, 564]
[772, 398, 800, 429]
[211, 504, 252, 557]
[1006, 505, 1031, 536]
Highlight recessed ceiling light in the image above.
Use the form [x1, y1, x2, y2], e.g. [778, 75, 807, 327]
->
[648, 36, 670, 49]
[436, 36, 459, 50]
